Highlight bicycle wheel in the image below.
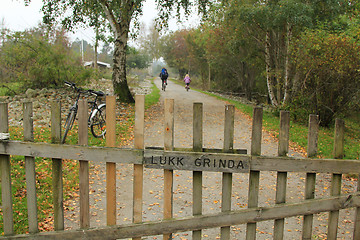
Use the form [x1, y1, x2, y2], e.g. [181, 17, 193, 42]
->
[162, 81, 166, 91]
[90, 104, 106, 138]
[62, 109, 76, 144]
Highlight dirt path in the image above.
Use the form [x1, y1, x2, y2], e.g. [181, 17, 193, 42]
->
[64, 78, 356, 239]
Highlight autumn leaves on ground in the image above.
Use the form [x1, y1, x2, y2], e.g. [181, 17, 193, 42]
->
[1, 78, 358, 239]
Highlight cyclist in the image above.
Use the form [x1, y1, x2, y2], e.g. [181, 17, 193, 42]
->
[159, 68, 169, 90]
[184, 73, 191, 90]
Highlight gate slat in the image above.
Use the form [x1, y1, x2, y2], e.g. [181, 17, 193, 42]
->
[193, 102, 203, 240]
[274, 111, 290, 240]
[0, 102, 14, 236]
[221, 105, 234, 240]
[51, 101, 64, 231]
[328, 119, 344, 239]
[302, 114, 319, 239]
[246, 107, 263, 240]
[163, 99, 174, 240]
[106, 96, 117, 226]
[6, 193, 360, 240]
[354, 176, 360, 239]
[79, 99, 90, 229]
[133, 95, 145, 240]
[23, 102, 38, 233]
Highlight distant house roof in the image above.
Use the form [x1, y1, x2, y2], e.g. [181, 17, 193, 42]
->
[84, 61, 111, 68]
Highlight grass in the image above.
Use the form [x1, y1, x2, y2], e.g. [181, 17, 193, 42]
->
[145, 79, 160, 109]
[203, 90, 359, 160]
[0, 79, 160, 235]
[0, 82, 22, 96]
[1, 78, 358, 235]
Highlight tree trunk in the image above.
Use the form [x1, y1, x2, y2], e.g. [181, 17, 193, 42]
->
[112, 32, 134, 103]
[283, 23, 292, 105]
[265, 31, 278, 106]
[94, 27, 99, 70]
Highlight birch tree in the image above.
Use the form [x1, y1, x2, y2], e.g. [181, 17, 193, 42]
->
[40, 0, 211, 102]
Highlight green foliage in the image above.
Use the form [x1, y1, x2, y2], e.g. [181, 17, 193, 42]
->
[126, 46, 151, 70]
[206, 91, 359, 160]
[290, 27, 360, 126]
[0, 27, 92, 92]
[160, 30, 191, 78]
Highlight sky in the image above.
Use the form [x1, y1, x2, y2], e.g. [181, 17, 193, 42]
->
[0, 0, 199, 45]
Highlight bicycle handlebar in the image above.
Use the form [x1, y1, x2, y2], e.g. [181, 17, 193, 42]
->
[64, 81, 105, 97]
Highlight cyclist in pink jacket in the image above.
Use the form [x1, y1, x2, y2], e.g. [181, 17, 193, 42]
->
[184, 74, 191, 91]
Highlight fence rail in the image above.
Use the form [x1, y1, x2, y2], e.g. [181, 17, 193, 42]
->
[0, 95, 359, 240]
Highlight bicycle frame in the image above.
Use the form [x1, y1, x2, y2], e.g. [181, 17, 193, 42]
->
[62, 81, 106, 143]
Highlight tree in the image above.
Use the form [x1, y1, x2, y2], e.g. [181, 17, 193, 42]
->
[290, 27, 360, 126]
[137, 21, 162, 62]
[161, 29, 191, 78]
[0, 26, 92, 92]
[40, 0, 212, 103]
[126, 46, 151, 69]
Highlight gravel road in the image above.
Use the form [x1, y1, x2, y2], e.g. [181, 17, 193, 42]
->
[63, 78, 356, 240]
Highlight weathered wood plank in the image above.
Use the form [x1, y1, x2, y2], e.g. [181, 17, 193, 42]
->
[24, 102, 38, 233]
[221, 105, 234, 240]
[0, 141, 357, 173]
[193, 102, 203, 240]
[274, 111, 289, 240]
[354, 175, 360, 239]
[328, 119, 344, 240]
[133, 95, 145, 240]
[163, 99, 174, 240]
[302, 114, 319, 240]
[106, 96, 117, 226]
[144, 150, 250, 173]
[79, 99, 90, 229]
[0, 141, 143, 164]
[0, 102, 14, 235]
[5, 193, 360, 240]
[246, 106, 262, 240]
[250, 156, 360, 174]
[51, 101, 64, 231]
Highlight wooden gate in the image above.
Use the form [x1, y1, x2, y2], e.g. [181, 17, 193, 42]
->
[0, 95, 359, 239]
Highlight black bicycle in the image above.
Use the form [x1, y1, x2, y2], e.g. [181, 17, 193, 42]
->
[162, 79, 166, 91]
[61, 81, 106, 144]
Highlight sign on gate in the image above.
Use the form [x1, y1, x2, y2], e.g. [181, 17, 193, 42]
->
[144, 150, 250, 173]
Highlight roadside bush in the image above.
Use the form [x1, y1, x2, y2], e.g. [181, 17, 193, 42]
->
[290, 28, 360, 127]
[0, 26, 92, 94]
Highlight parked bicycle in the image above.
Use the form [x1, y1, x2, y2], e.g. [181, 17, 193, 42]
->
[61, 81, 106, 144]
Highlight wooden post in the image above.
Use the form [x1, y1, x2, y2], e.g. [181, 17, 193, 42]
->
[274, 111, 290, 240]
[51, 101, 64, 231]
[327, 119, 344, 239]
[221, 105, 234, 240]
[106, 96, 117, 226]
[354, 175, 360, 239]
[246, 107, 263, 240]
[78, 99, 90, 229]
[164, 99, 174, 240]
[302, 114, 319, 240]
[0, 102, 14, 235]
[23, 102, 38, 233]
[133, 95, 145, 240]
[193, 102, 203, 240]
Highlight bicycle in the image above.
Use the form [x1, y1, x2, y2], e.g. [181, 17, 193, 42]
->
[61, 81, 106, 144]
[162, 79, 167, 91]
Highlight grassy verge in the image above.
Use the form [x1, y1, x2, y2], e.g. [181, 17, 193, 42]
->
[0, 79, 159, 235]
[145, 78, 160, 109]
[204, 91, 359, 160]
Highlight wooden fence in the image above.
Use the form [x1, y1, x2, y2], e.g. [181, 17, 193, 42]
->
[0, 95, 359, 239]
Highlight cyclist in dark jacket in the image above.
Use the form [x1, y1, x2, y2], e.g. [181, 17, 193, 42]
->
[159, 68, 169, 86]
